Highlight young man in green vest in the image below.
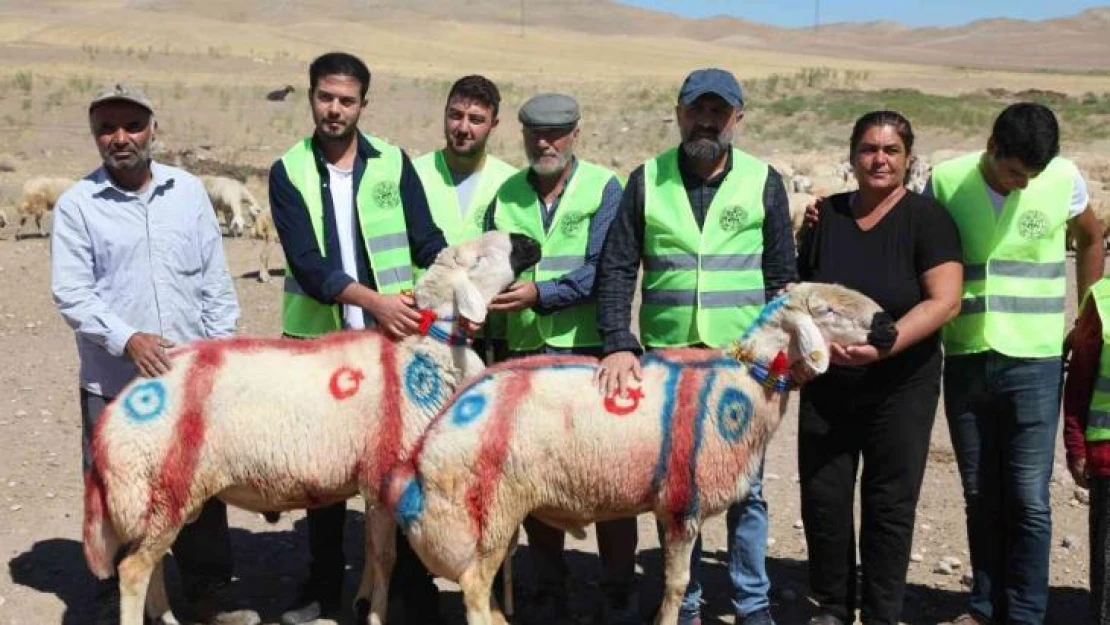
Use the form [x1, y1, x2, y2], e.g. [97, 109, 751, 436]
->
[414, 74, 517, 246]
[1062, 275, 1110, 624]
[483, 93, 637, 624]
[594, 68, 796, 625]
[268, 51, 448, 625]
[928, 103, 1104, 625]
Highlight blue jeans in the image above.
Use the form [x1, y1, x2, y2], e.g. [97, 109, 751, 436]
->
[676, 469, 770, 621]
[944, 351, 1063, 624]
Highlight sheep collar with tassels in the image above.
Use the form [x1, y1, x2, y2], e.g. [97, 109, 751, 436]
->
[417, 309, 469, 346]
[728, 343, 796, 393]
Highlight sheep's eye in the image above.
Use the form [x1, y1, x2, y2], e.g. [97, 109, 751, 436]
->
[812, 305, 836, 317]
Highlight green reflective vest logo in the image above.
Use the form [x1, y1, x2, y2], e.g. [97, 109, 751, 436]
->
[413, 149, 517, 246]
[492, 160, 617, 351]
[1085, 279, 1110, 441]
[280, 134, 414, 337]
[933, 151, 1073, 358]
[640, 147, 768, 348]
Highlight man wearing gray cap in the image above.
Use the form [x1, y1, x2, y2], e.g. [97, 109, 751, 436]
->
[50, 85, 256, 625]
[484, 92, 639, 624]
[594, 68, 795, 625]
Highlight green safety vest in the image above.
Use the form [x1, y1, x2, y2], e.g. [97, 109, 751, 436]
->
[413, 150, 517, 245]
[280, 134, 415, 337]
[491, 160, 617, 351]
[1085, 278, 1110, 441]
[933, 152, 1074, 358]
[639, 147, 768, 348]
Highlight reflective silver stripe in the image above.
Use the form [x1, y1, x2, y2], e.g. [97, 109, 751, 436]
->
[376, 265, 414, 288]
[958, 295, 1065, 315]
[701, 254, 762, 271]
[540, 255, 585, 272]
[642, 289, 764, 308]
[990, 260, 1066, 279]
[1096, 377, 1110, 394]
[644, 255, 697, 271]
[367, 232, 409, 253]
[643, 254, 761, 271]
[1089, 409, 1110, 429]
[642, 289, 696, 306]
[960, 296, 986, 315]
[964, 264, 986, 281]
[284, 276, 307, 296]
[700, 290, 765, 309]
[989, 295, 1065, 314]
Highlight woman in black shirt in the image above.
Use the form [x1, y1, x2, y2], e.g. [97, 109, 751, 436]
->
[796, 111, 963, 625]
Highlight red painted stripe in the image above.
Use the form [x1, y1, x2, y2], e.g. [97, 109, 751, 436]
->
[144, 346, 224, 528]
[465, 371, 531, 539]
[663, 368, 705, 532]
[654, 348, 725, 365]
[166, 328, 375, 359]
[364, 338, 403, 493]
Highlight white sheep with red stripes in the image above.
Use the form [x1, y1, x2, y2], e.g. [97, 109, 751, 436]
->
[380, 282, 893, 625]
[82, 230, 541, 625]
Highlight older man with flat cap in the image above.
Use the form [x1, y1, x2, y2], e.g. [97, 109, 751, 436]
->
[51, 84, 256, 625]
[594, 68, 795, 625]
[483, 92, 639, 624]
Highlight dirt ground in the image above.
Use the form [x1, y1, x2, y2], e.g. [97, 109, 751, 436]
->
[0, 234, 1095, 624]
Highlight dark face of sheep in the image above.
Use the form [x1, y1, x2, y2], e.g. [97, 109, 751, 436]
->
[778, 283, 889, 375]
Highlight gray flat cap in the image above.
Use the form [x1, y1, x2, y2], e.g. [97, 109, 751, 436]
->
[89, 83, 154, 114]
[518, 93, 580, 128]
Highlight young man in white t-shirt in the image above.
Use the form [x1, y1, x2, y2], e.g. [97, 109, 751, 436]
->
[268, 52, 448, 625]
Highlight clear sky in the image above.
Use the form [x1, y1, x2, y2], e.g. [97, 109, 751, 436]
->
[615, 0, 1108, 28]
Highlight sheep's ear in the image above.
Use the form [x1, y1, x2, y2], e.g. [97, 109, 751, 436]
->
[453, 273, 488, 323]
[785, 310, 829, 375]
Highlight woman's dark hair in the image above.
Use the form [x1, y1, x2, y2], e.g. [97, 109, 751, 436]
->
[848, 110, 915, 161]
[447, 75, 501, 118]
[309, 52, 371, 99]
[990, 102, 1059, 171]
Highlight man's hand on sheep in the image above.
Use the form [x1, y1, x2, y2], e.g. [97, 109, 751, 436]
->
[1069, 455, 1089, 489]
[594, 350, 642, 398]
[488, 281, 539, 312]
[124, 332, 175, 377]
[365, 292, 423, 340]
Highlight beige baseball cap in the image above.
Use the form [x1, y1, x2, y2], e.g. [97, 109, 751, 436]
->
[88, 83, 154, 114]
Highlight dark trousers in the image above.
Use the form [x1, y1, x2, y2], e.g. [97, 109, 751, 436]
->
[524, 516, 639, 595]
[944, 352, 1062, 624]
[798, 355, 940, 625]
[1091, 476, 1110, 625]
[81, 389, 233, 596]
[304, 502, 437, 606]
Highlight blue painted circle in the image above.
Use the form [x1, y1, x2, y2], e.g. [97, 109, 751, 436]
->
[404, 354, 443, 408]
[123, 380, 167, 422]
[716, 388, 752, 443]
[452, 394, 487, 426]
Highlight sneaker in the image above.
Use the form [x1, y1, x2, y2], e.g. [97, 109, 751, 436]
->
[182, 579, 260, 625]
[522, 585, 570, 625]
[279, 585, 340, 625]
[738, 607, 776, 625]
[807, 613, 846, 625]
[941, 614, 991, 625]
[603, 588, 641, 625]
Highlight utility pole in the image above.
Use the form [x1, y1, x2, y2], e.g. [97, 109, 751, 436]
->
[814, 0, 820, 32]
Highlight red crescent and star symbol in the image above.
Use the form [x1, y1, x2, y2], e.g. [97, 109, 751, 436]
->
[604, 386, 644, 416]
[329, 366, 365, 400]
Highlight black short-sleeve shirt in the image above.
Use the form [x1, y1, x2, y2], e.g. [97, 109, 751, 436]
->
[797, 191, 962, 377]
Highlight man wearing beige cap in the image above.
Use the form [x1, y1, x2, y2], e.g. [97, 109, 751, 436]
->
[50, 84, 256, 625]
[483, 92, 638, 624]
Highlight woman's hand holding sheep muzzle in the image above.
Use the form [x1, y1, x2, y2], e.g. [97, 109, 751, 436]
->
[124, 332, 175, 377]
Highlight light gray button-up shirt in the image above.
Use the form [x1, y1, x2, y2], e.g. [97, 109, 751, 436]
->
[50, 162, 239, 398]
